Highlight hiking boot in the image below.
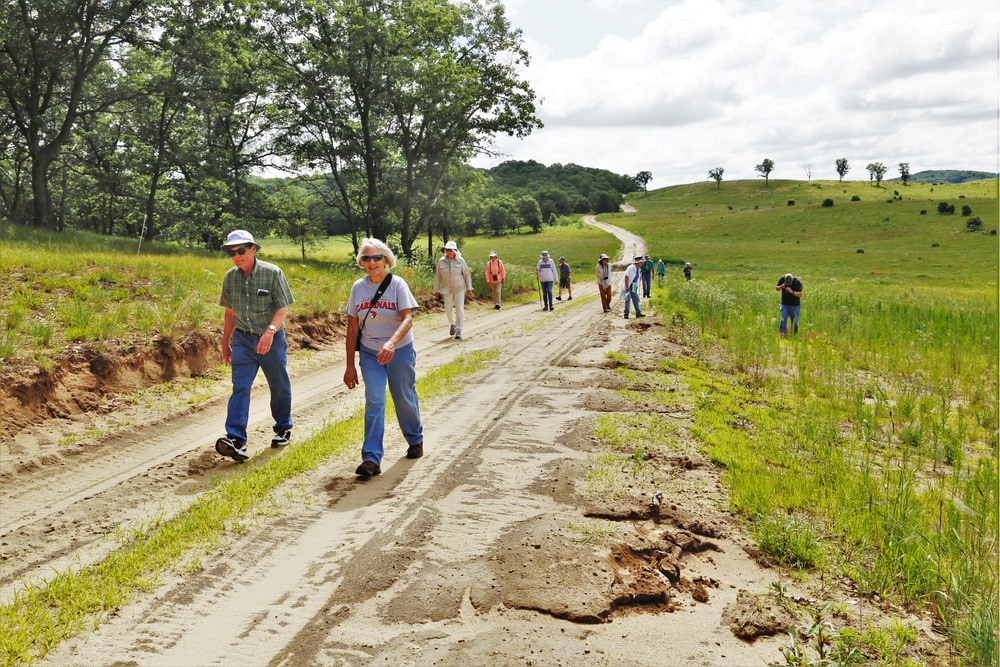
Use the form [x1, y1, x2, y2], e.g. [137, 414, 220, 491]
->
[494, 304, 501, 310]
[542, 305, 549, 311]
[623, 314, 629, 319]
[406, 442, 423, 459]
[568, 296, 572, 300]
[216, 436, 248, 462]
[449, 324, 456, 336]
[556, 296, 562, 301]
[355, 461, 381, 476]
[271, 429, 291, 448]
[454, 331, 462, 340]
[636, 313, 646, 318]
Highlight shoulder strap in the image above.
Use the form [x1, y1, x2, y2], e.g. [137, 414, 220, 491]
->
[357, 273, 393, 339]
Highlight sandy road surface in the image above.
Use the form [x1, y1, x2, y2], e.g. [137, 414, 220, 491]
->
[3, 222, 783, 666]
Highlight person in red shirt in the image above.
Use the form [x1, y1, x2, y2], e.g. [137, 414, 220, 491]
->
[485, 250, 506, 310]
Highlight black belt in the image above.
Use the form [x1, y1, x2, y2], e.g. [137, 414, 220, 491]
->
[235, 328, 262, 336]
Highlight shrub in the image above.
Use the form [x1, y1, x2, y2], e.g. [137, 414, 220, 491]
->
[966, 217, 983, 232]
[821, 199, 834, 207]
[961, 205, 972, 216]
[937, 202, 955, 214]
[920, 210, 927, 215]
[851, 195, 861, 202]
[787, 200, 795, 206]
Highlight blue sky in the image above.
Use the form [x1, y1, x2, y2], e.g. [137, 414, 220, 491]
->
[471, 0, 1000, 187]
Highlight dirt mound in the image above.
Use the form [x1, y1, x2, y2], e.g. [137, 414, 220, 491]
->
[0, 313, 345, 441]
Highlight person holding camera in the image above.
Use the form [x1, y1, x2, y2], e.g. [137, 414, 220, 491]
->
[596, 253, 613, 312]
[775, 273, 803, 335]
[485, 250, 506, 310]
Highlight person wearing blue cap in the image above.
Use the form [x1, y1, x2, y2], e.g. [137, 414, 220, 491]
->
[215, 230, 295, 462]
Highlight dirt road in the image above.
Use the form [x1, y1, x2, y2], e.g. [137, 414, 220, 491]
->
[2, 222, 784, 666]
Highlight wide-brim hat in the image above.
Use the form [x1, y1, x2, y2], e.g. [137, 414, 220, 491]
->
[222, 229, 261, 250]
[541, 251, 549, 258]
[599, 253, 609, 260]
[443, 241, 458, 251]
[489, 251, 497, 257]
[634, 256, 643, 262]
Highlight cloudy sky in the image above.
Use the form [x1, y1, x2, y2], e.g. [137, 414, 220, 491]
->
[471, 0, 1000, 187]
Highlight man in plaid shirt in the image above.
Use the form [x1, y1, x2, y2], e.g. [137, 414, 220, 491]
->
[215, 230, 295, 462]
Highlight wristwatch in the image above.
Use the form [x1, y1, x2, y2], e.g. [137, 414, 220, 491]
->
[267, 325, 277, 333]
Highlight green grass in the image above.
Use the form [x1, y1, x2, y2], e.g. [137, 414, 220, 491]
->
[0, 348, 500, 666]
[0, 220, 619, 371]
[594, 178, 997, 665]
[618, 178, 998, 286]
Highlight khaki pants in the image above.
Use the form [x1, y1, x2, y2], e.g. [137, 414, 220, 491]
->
[598, 284, 612, 311]
[489, 282, 502, 306]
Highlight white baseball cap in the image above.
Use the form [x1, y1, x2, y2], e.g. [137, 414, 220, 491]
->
[222, 229, 260, 250]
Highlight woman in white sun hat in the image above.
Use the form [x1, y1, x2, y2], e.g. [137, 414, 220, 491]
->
[433, 240, 473, 339]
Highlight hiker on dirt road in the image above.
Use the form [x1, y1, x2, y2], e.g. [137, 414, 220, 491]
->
[556, 256, 572, 301]
[216, 230, 295, 463]
[433, 241, 473, 340]
[640, 254, 654, 298]
[344, 238, 424, 477]
[622, 256, 645, 319]
[536, 250, 558, 311]
[485, 250, 506, 310]
[596, 253, 613, 312]
[776, 272, 803, 336]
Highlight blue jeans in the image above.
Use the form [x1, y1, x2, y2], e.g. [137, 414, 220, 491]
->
[226, 329, 292, 443]
[359, 343, 423, 465]
[641, 273, 652, 297]
[624, 290, 642, 317]
[540, 281, 554, 308]
[779, 304, 800, 334]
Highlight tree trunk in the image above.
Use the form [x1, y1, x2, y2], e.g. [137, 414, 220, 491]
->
[30, 154, 55, 228]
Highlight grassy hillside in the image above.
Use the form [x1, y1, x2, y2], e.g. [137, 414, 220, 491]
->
[615, 178, 997, 288]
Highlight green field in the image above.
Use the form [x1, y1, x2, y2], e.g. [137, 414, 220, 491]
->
[616, 178, 997, 287]
[613, 178, 998, 666]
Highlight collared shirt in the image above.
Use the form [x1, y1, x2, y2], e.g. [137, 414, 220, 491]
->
[220, 259, 294, 334]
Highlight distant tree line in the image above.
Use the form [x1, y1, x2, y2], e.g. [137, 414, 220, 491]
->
[703, 159, 996, 189]
[475, 160, 640, 232]
[0, 0, 544, 260]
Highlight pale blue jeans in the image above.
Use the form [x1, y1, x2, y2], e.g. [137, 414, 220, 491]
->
[359, 343, 423, 465]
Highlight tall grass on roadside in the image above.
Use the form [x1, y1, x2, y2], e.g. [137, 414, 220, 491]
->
[0, 348, 499, 667]
[661, 279, 998, 666]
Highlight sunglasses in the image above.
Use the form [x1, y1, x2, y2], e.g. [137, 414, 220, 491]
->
[360, 254, 385, 263]
[226, 244, 253, 257]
